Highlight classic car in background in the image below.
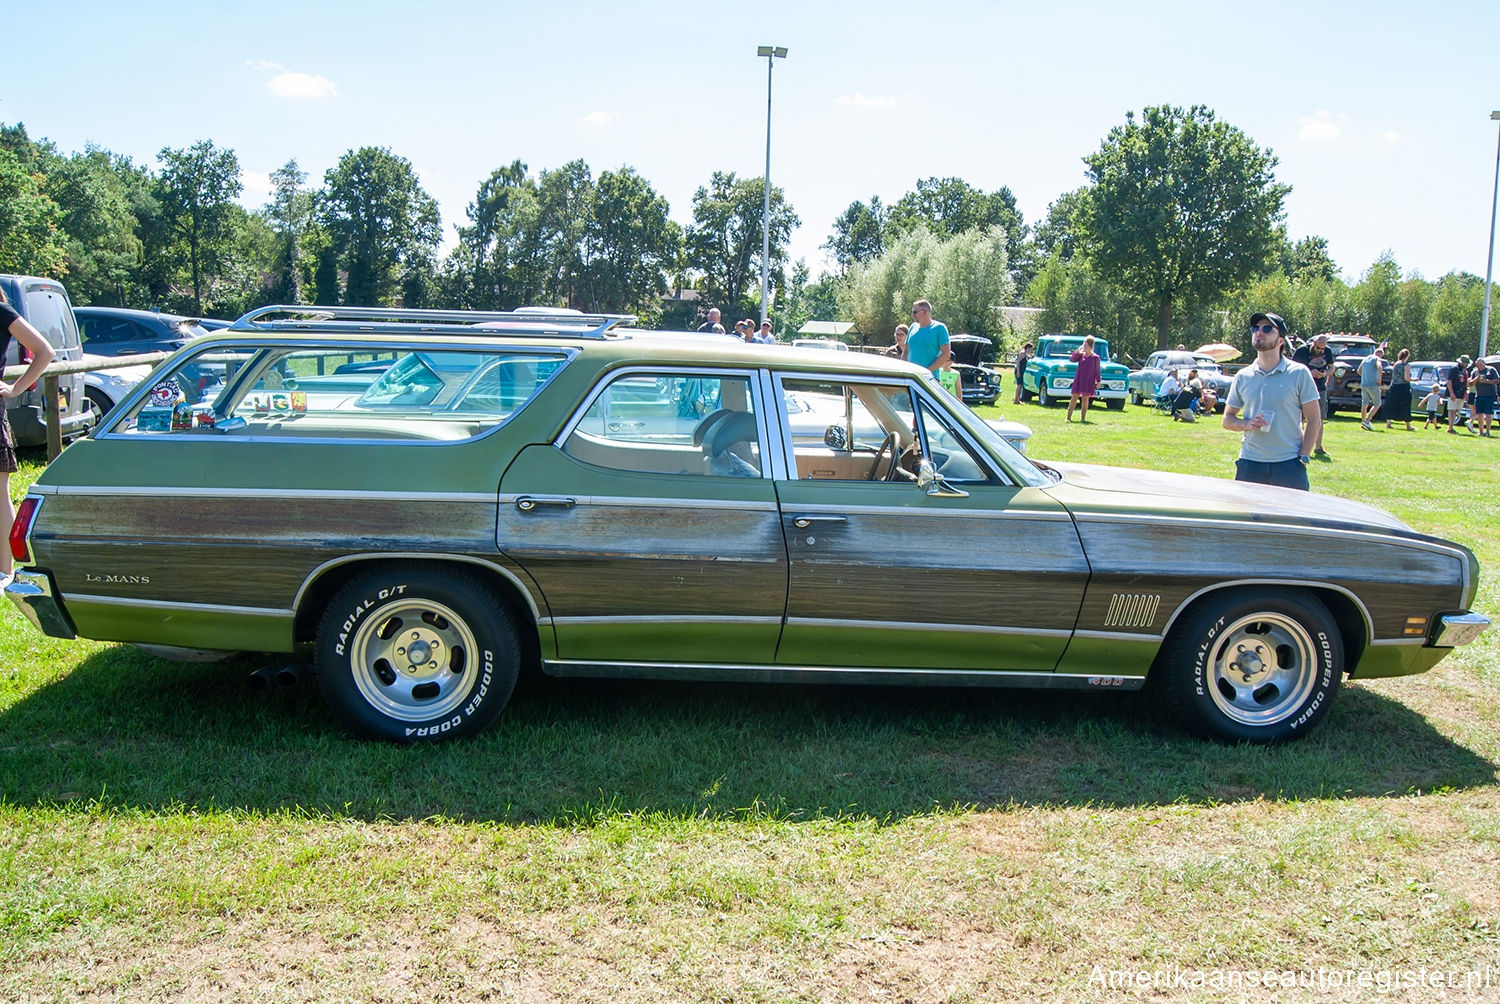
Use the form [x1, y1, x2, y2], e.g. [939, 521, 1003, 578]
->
[1408, 360, 1457, 407]
[1127, 351, 1233, 409]
[949, 333, 1002, 407]
[1321, 333, 1387, 413]
[1020, 334, 1130, 409]
[6, 307, 1487, 746]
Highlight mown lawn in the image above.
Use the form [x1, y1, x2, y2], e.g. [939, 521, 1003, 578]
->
[3, 400, 1497, 1002]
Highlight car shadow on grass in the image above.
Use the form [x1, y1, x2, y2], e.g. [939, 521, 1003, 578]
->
[0, 645, 1493, 823]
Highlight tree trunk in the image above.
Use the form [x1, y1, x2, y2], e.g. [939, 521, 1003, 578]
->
[1156, 293, 1174, 350]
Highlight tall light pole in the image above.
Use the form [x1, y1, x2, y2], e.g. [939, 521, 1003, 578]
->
[1480, 110, 1500, 359]
[757, 45, 787, 328]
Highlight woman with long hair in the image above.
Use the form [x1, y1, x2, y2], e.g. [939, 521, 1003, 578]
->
[0, 288, 57, 588]
[1386, 348, 1413, 431]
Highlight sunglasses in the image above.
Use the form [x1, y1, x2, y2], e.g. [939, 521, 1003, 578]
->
[1250, 324, 1279, 334]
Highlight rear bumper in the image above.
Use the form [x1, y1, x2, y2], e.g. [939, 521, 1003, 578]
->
[4, 569, 77, 639]
[6, 403, 95, 446]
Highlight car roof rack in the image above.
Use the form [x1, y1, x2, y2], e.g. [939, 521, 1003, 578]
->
[229, 305, 637, 339]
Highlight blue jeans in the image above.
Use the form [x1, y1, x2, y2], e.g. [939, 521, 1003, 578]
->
[1235, 457, 1309, 491]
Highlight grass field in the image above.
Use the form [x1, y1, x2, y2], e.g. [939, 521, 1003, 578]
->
[3, 399, 1498, 1002]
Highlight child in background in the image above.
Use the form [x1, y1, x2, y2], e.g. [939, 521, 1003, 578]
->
[1418, 387, 1441, 429]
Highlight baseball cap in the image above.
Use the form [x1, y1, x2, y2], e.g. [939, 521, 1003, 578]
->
[1249, 312, 1287, 335]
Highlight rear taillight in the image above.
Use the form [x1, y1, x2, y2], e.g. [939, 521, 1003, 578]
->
[10, 496, 39, 564]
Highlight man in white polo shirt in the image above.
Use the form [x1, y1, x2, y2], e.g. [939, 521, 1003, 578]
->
[1222, 311, 1322, 491]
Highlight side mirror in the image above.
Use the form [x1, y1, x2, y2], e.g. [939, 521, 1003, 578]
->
[916, 459, 969, 498]
[823, 424, 847, 450]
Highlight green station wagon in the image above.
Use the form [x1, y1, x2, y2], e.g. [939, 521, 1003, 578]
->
[6, 307, 1489, 744]
[1020, 334, 1131, 409]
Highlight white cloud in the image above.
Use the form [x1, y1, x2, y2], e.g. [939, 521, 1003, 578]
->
[581, 110, 613, 127]
[267, 71, 339, 100]
[1298, 111, 1341, 141]
[835, 92, 897, 109]
[1382, 130, 1400, 144]
[247, 59, 339, 100]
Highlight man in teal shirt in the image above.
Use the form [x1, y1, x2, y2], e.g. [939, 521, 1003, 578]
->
[905, 299, 950, 374]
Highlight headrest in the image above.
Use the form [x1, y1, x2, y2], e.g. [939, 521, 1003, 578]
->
[692, 408, 734, 446]
[702, 410, 759, 454]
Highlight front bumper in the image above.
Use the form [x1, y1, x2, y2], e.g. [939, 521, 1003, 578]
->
[1433, 611, 1490, 647]
[1050, 377, 1128, 399]
[5, 569, 77, 639]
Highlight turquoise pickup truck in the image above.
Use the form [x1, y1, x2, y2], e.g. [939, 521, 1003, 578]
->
[1020, 334, 1131, 409]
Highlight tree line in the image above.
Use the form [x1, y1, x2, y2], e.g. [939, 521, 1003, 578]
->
[831, 105, 1495, 363]
[2, 108, 1494, 361]
[0, 123, 799, 329]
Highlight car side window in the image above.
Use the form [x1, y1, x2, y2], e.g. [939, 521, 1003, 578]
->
[781, 378, 916, 481]
[563, 372, 762, 478]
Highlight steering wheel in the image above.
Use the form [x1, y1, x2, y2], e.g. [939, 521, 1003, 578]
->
[867, 431, 899, 481]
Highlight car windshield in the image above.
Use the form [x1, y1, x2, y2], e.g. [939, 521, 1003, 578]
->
[1045, 340, 1110, 362]
[916, 372, 1049, 486]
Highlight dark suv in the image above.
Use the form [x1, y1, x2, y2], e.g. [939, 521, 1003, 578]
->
[950, 334, 1001, 406]
[0, 275, 94, 446]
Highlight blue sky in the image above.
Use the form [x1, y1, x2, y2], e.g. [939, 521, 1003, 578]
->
[6, 0, 1500, 286]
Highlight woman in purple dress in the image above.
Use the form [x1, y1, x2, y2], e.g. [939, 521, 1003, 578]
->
[1067, 335, 1102, 423]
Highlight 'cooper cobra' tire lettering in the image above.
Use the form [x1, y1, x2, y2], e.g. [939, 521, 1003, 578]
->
[1155, 587, 1343, 744]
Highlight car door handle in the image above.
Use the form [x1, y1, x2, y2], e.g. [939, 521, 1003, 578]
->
[515, 495, 577, 512]
[790, 514, 848, 529]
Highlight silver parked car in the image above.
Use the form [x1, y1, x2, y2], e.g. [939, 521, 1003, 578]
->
[1127, 351, 1231, 408]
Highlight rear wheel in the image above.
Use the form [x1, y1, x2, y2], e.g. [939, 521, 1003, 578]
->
[1156, 588, 1342, 743]
[314, 567, 520, 741]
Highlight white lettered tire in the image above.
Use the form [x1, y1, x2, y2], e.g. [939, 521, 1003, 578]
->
[314, 567, 520, 741]
[1158, 587, 1342, 743]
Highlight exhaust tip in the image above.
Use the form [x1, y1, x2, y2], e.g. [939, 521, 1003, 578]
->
[274, 663, 306, 689]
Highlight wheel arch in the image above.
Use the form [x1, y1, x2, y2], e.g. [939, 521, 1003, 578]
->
[1156, 579, 1371, 676]
[293, 554, 546, 668]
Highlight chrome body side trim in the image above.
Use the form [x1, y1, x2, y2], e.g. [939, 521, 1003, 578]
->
[38, 485, 497, 504]
[543, 660, 1147, 691]
[292, 552, 546, 624]
[66, 593, 293, 618]
[786, 616, 1073, 638]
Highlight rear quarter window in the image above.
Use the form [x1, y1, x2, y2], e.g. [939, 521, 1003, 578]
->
[103, 345, 570, 442]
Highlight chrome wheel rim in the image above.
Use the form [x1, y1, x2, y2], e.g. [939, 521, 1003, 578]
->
[348, 597, 477, 722]
[1207, 612, 1319, 726]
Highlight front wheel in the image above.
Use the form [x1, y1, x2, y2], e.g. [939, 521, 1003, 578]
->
[314, 567, 521, 741]
[1130, 389, 1142, 406]
[1038, 383, 1053, 407]
[1107, 397, 1125, 411]
[1155, 588, 1342, 743]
